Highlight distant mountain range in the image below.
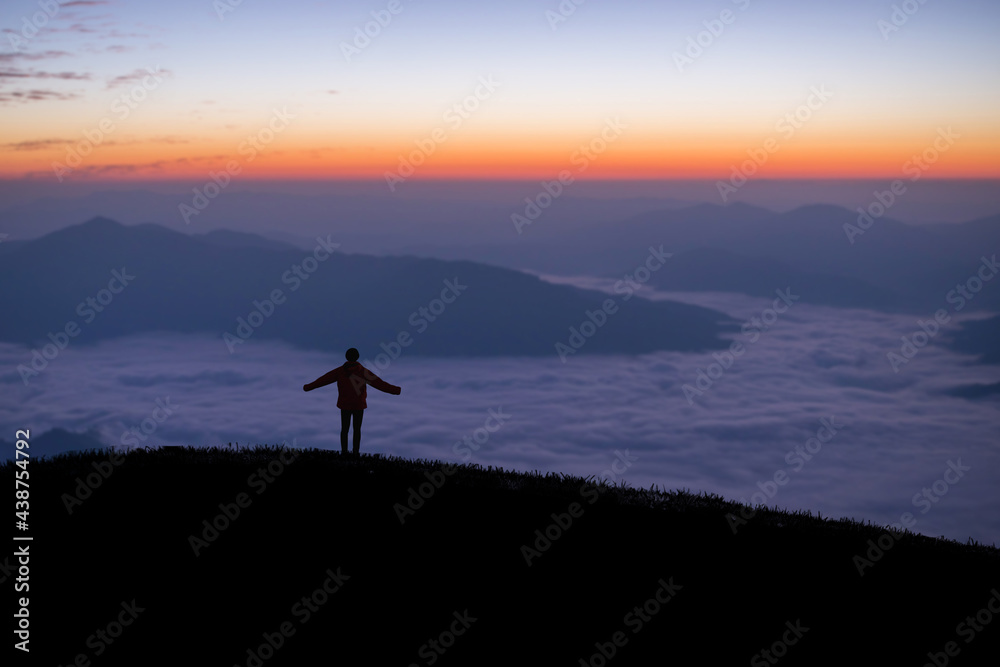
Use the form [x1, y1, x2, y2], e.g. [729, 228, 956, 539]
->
[637, 246, 901, 310]
[0, 428, 108, 460]
[4, 193, 996, 315]
[2, 196, 997, 365]
[0, 217, 734, 358]
[495, 203, 1000, 315]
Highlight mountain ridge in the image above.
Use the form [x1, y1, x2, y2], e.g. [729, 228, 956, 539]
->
[0, 217, 735, 358]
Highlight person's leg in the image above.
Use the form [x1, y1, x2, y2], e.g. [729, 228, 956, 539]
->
[340, 409, 351, 455]
[352, 409, 364, 454]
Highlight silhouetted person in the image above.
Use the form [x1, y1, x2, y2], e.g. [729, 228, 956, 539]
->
[303, 348, 401, 455]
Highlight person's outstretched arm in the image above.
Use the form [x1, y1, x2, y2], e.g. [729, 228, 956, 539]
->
[359, 366, 401, 395]
[303, 367, 342, 392]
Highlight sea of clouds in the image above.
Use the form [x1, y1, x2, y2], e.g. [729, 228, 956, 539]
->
[2, 285, 997, 546]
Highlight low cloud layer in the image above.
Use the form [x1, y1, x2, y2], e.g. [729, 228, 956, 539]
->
[2, 289, 997, 547]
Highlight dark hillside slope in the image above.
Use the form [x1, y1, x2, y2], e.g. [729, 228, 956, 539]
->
[9, 446, 999, 666]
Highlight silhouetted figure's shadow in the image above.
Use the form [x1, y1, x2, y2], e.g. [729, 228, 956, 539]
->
[303, 347, 401, 454]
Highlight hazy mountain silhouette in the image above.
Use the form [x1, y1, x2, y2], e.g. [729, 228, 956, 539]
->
[0, 188, 693, 248]
[4, 197, 997, 320]
[0, 217, 734, 356]
[459, 203, 1000, 314]
[198, 228, 302, 252]
[0, 427, 107, 460]
[5, 191, 996, 316]
[633, 246, 899, 310]
[599, 205, 999, 313]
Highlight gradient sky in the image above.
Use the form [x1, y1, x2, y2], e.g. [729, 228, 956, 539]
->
[1, 0, 998, 181]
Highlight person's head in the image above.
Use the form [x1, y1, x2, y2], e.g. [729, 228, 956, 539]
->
[345, 347, 360, 362]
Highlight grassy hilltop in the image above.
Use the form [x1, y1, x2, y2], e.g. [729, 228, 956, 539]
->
[7, 445, 999, 666]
